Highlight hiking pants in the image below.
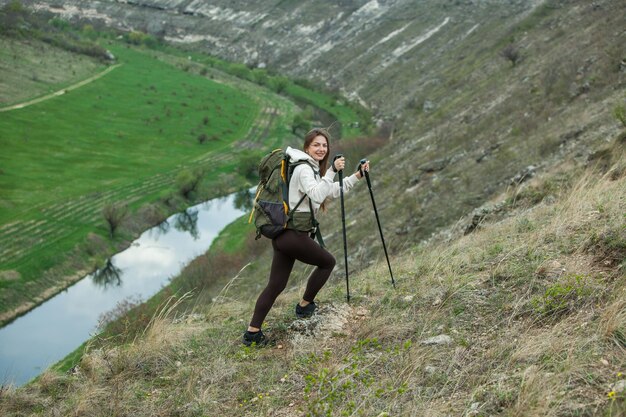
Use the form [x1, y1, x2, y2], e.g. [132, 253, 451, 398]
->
[250, 229, 336, 329]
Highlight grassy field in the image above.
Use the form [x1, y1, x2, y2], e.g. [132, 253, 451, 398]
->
[0, 37, 107, 106]
[1, 44, 259, 216]
[159, 45, 372, 138]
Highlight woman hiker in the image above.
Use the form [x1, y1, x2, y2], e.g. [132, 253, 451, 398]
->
[243, 128, 370, 346]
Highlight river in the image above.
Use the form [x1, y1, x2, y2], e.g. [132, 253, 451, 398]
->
[0, 190, 250, 387]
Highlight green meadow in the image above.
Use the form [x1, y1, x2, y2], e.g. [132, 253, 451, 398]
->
[0, 45, 260, 217]
[0, 37, 370, 322]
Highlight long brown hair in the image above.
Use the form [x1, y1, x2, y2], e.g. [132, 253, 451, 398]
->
[303, 128, 331, 176]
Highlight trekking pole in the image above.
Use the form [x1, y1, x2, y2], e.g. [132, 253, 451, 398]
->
[334, 154, 350, 302]
[360, 159, 395, 288]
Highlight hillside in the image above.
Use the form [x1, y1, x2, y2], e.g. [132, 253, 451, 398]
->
[0, 137, 623, 416]
[14, 0, 626, 252]
[0, 0, 624, 415]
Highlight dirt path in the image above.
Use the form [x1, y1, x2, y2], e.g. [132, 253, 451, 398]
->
[0, 64, 122, 112]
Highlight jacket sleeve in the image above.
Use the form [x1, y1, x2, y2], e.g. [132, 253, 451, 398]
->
[295, 165, 359, 204]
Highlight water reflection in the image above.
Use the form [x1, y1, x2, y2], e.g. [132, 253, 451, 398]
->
[91, 259, 122, 289]
[156, 218, 170, 235]
[173, 208, 199, 239]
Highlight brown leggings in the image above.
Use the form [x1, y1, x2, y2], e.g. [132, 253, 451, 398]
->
[249, 229, 336, 328]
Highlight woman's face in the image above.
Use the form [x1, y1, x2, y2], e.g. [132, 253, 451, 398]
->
[306, 135, 328, 162]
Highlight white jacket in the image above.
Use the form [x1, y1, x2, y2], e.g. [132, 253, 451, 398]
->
[285, 146, 359, 213]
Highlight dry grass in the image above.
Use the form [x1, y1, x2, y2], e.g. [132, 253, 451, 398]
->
[1, 156, 624, 416]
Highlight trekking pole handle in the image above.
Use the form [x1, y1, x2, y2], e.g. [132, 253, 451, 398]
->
[359, 158, 372, 187]
[333, 154, 344, 172]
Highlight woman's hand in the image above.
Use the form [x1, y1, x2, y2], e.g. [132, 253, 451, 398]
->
[333, 156, 346, 172]
[356, 160, 370, 179]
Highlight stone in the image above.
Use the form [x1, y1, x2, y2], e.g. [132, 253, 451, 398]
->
[424, 365, 438, 375]
[613, 380, 626, 393]
[419, 157, 449, 173]
[420, 334, 453, 346]
[510, 165, 537, 185]
[423, 100, 435, 112]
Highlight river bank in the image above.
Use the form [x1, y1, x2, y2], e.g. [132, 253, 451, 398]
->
[0, 190, 250, 386]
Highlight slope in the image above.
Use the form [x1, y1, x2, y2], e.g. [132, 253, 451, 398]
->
[1, 131, 623, 417]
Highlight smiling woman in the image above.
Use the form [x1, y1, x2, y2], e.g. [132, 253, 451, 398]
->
[243, 128, 370, 347]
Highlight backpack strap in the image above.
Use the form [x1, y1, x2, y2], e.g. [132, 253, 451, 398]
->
[308, 197, 325, 248]
[287, 161, 324, 247]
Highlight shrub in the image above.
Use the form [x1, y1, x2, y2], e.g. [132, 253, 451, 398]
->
[500, 43, 521, 67]
[97, 295, 143, 331]
[251, 69, 269, 86]
[614, 104, 626, 128]
[83, 232, 108, 257]
[0, 0, 30, 36]
[82, 24, 96, 39]
[123, 30, 158, 47]
[237, 150, 263, 181]
[292, 112, 312, 135]
[175, 169, 204, 199]
[530, 274, 594, 318]
[49, 17, 70, 31]
[197, 133, 208, 144]
[229, 63, 251, 80]
[270, 76, 289, 94]
[102, 201, 128, 238]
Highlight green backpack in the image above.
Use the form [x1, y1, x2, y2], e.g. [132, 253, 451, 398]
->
[248, 149, 325, 246]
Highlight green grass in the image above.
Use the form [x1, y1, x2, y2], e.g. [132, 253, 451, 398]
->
[0, 43, 259, 285]
[209, 214, 252, 254]
[0, 43, 257, 219]
[284, 83, 368, 138]
[156, 45, 371, 139]
[0, 37, 106, 106]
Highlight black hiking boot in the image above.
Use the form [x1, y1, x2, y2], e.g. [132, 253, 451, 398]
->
[242, 329, 268, 347]
[295, 301, 317, 319]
